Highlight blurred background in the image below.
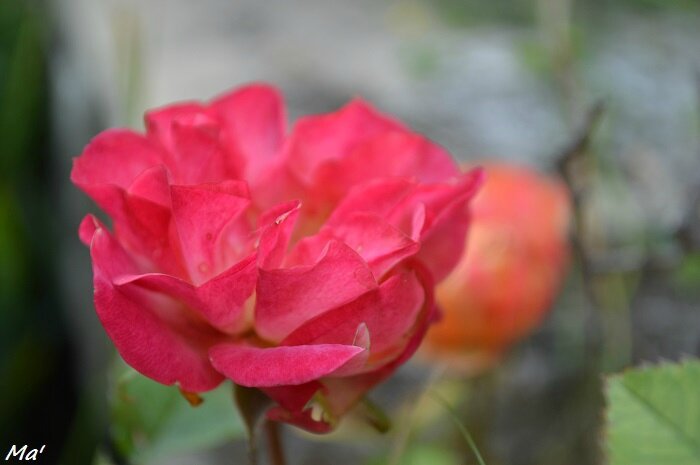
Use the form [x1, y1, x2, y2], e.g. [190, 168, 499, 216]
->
[2, 0, 700, 464]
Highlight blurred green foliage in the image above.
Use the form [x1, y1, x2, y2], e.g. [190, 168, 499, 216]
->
[368, 444, 460, 465]
[673, 253, 700, 296]
[0, 1, 79, 463]
[426, 0, 534, 27]
[0, 2, 45, 172]
[422, 0, 700, 28]
[105, 360, 244, 465]
[612, 0, 699, 11]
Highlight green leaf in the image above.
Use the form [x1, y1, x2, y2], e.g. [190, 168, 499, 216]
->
[605, 359, 700, 465]
[110, 361, 244, 464]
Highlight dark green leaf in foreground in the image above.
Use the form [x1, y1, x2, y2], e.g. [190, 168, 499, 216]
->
[605, 359, 700, 465]
[111, 365, 244, 464]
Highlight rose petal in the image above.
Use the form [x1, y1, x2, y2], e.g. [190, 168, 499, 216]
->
[248, 159, 307, 213]
[321, 268, 437, 417]
[87, 222, 224, 392]
[168, 123, 241, 184]
[327, 323, 371, 377]
[341, 131, 457, 183]
[320, 315, 429, 416]
[282, 269, 425, 370]
[401, 169, 484, 280]
[170, 181, 250, 283]
[145, 101, 208, 149]
[321, 212, 419, 279]
[325, 178, 416, 228]
[117, 253, 257, 334]
[388, 169, 483, 238]
[71, 129, 164, 216]
[79, 214, 100, 246]
[255, 239, 377, 342]
[327, 171, 482, 281]
[285, 99, 404, 185]
[210, 83, 286, 180]
[263, 381, 324, 413]
[311, 131, 458, 202]
[112, 166, 184, 275]
[209, 343, 365, 387]
[127, 164, 171, 208]
[257, 201, 302, 269]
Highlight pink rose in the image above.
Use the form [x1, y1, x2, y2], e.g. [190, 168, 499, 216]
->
[72, 83, 481, 432]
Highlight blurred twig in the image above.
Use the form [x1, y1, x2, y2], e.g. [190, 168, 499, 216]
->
[554, 101, 606, 276]
[554, 101, 607, 359]
[555, 102, 605, 182]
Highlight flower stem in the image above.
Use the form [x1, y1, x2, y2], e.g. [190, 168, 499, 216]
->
[247, 441, 258, 465]
[265, 420, 286, 465]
